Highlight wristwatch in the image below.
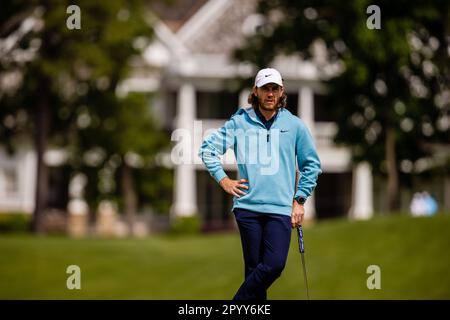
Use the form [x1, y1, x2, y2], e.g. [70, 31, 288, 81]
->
[295, 196, 306, 205]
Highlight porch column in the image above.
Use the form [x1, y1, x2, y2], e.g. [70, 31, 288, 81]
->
[239, 89, 251, 108]
[304, 192, 316, 221]
[299, 86, 315, 133]
[349, 162, 374, 220]
[172, 83, 198, 218]
[21, 149, 36, 213]
[299, 86, 317, 219]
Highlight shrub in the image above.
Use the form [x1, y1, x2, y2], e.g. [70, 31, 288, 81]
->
[169, 215, 201, 235]
[0, 213, 31, 233]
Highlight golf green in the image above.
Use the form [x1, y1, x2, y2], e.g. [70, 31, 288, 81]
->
[0, 214, 449, 299]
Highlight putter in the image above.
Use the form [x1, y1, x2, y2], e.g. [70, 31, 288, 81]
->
[297, 225, 310, 300]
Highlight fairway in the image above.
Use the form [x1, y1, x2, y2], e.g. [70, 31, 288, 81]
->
[1, 214, 449, 299]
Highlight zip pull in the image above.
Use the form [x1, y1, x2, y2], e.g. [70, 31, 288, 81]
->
[267, 131, 269, 142]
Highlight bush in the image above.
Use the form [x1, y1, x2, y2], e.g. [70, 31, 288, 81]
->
[169, 215, 201, 235]
[0, 213, 31, 233]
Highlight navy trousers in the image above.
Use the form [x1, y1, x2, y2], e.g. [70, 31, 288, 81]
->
[233, 208, 292, 300]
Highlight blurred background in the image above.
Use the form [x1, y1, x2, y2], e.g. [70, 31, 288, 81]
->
[0, 0, 449, 299]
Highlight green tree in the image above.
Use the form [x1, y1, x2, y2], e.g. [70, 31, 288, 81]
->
[73, 92, 170, 235]
[0, 0, 166, 232]
[235, 0, 450, 211]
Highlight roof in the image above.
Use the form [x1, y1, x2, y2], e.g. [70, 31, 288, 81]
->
[149, 0, 208, 32]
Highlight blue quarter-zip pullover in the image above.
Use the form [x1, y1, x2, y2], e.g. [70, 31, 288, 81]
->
[199, 106, 321, 216]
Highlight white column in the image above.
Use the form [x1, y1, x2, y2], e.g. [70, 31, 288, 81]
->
[239, 89, 251, 108]
[299, 86, 317, 220]
[67, 173, 89, 237]
[299, 86, 315, 133]
[349, 162, 374, 220]
[304, 192, 316, 221]
[20, 149, 36, 213]
[171, 83, 198, 218]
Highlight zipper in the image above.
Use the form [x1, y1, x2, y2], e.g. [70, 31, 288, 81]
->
[267, 110, 281, 143]
[245, 109, 282, 143]
[245, 112, 269, 143]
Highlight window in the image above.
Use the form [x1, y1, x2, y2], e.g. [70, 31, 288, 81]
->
[196, 169, 237, 231]
[196, 91, 239, 119]
[314, 172, 352, 219]
[285, 93, 299, 116]
[163, 90, 177, 130]
[314, 93, 334, 122]
[0, 167, 18, 197]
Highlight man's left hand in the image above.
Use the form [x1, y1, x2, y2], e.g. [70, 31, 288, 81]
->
[291, 201, 305, 228]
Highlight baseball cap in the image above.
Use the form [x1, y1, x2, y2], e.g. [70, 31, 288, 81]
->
[254, 68, 283, 88]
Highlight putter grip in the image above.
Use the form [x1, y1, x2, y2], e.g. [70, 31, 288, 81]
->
[297, 225, 305, 253]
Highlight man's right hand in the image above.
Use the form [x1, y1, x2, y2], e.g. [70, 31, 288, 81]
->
[219, 177, 249, 197]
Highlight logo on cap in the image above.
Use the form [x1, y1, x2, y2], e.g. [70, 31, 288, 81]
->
[255, 68, 283, 88]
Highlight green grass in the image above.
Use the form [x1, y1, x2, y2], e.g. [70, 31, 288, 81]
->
[0, 214, 449, 299]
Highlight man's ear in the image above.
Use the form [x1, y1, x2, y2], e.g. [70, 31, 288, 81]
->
[252, 86, 258, 96]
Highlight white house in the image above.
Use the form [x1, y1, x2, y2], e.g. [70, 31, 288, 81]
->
[0, 0, 375, 229]
[128, 0, 374, 229]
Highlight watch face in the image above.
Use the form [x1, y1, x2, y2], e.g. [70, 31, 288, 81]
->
[297, 197, 306, 204]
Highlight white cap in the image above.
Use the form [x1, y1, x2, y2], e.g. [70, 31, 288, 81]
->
[254, 68, 283, 88]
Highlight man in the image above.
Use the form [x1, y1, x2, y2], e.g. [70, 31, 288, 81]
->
[198, 68, 321, 300]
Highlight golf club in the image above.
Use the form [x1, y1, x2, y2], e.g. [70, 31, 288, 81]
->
[297, 225, 310, 300]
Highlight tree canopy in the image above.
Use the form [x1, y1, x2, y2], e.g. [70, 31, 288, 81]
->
[1, 0, 170, 232]
[235, 0, 450, 210]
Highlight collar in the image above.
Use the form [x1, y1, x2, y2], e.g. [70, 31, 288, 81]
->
[242, 106, 283, 129]
[255, 107, 278, 124]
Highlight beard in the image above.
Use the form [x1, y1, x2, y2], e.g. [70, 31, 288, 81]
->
[258, 96, 279, 111]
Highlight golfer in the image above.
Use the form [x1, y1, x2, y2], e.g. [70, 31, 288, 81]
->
[199, 68, 321, 300]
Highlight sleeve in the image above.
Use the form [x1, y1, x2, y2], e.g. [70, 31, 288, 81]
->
[198, 117, 236, 184]
[294, 121, 322, 200]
